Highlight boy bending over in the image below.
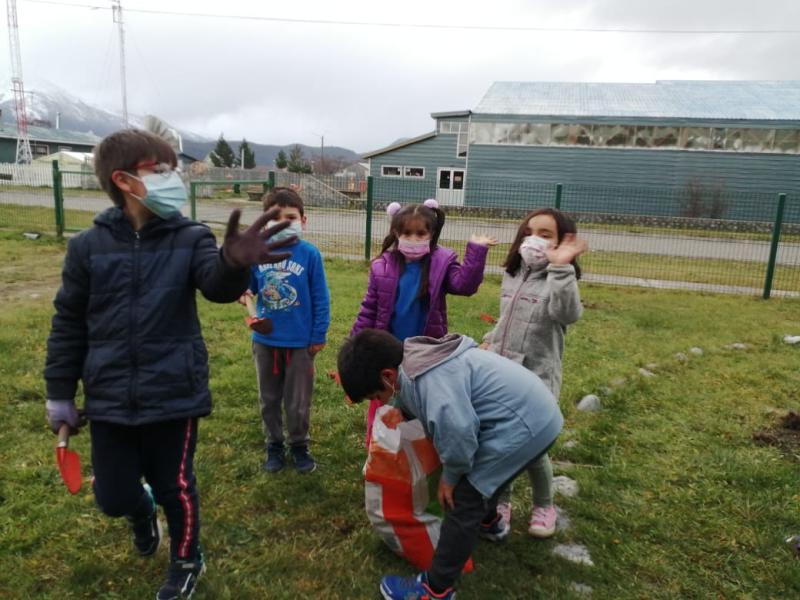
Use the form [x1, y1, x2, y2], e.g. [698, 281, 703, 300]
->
[337, 329, 562, 599]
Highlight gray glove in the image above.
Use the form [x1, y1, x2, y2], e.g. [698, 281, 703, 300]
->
[46, 399, 81, 434]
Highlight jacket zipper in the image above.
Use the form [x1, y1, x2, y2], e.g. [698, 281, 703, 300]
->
[498, 267, 532, 357]
[129, 230, 140, 410]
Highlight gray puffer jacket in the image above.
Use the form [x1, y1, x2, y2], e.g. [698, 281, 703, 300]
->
[484, 263, 582, 398]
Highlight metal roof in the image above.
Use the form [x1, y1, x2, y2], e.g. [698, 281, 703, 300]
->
[0, 123, 101, 146]
[474, 81, 800, 121]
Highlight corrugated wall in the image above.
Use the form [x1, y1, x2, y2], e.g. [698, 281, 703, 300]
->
[369, 134, 466, 203]
[465, 144, 800, 221]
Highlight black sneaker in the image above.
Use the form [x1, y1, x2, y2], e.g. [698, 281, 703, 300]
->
[156, 557, 206, 600]
[128, 483, 160, 556]
[290, 444, 317, 474]
[263, 442, 285, 473]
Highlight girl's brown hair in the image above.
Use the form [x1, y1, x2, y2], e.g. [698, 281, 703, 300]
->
[503, 207, 582, 278]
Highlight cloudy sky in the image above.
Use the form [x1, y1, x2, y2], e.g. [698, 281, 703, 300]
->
[3, 0, 799, 151]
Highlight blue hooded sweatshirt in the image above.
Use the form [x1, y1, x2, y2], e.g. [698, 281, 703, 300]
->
[249, 240, 330, 348]
[395, 334, 563, 498]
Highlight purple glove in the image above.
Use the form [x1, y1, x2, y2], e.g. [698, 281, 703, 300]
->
[46, 399, 81, 434]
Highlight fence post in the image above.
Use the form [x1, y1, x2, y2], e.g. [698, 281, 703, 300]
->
[189, 182, 197, 221]
[364, 176, 374, 260]
[266, 171, 275, 193]
[555, 183, 563, 210]
[52, 160, 64, 238]
[763, 192, 786, 299]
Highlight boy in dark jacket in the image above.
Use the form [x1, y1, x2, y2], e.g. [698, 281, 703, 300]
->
[247, 187, 330, 474]
[44, 129, 293, 600]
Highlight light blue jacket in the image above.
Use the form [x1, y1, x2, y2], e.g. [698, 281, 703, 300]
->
[396, 334, 563, 498]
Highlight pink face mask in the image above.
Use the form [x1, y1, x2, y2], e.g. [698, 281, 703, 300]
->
[397, 239, 431, 261]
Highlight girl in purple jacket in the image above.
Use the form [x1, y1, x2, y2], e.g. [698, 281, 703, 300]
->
[351, 199, 496, 443]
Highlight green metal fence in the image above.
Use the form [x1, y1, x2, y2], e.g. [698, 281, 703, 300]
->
[0, 162, 797, 298]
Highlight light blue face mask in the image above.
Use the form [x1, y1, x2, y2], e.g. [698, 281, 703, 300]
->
[266, 220, 303, 243]
[130, 171, 188, 219]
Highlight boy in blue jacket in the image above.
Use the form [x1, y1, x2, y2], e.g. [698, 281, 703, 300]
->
[248, 187, 330, 474]
[44, 129, 294, 600]
[337, 329, 563, 600]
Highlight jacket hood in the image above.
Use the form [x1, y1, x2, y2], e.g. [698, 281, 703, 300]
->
[401, 334, 477, 379]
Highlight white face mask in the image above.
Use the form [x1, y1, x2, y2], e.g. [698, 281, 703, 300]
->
[266, 220, 303, 243]
[519, 235, 552, 267]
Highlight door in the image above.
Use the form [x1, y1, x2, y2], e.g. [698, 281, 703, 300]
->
[435, 168, 465, 206]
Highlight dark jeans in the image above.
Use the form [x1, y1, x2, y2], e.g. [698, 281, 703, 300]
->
[428, 445, 555, 592]
[90, 418, 201, 560]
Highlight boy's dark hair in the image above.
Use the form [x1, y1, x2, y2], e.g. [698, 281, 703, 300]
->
[337, 329, 404, 403]
[379, 203, 446, 299]
[504, 207, 582, 279]
[94, 129, 177, 208]
[263, 186, 305, 216]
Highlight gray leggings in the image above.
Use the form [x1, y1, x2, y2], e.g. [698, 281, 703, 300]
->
[497, 452, 553, 507]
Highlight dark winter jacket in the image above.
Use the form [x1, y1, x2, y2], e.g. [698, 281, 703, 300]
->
[44, 207, 249, 425]
[350, 242, 489, 338]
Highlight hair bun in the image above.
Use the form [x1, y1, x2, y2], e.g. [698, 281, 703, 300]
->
[423, 198, 439, 209]
[386, 202, 402, 216]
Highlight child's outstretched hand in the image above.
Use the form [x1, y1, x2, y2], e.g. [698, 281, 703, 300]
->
[222, 207, 295, 269]
[308, 343, 326, 357]
[469, 234, 498, 247]
[547, 233, 588, 266]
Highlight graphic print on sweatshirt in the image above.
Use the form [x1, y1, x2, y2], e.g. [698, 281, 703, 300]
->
[257, 260, 305, 312]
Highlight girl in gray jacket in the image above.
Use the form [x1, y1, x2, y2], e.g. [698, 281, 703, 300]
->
[482, 208, 587, 538]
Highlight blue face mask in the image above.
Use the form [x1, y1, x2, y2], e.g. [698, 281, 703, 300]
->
[129, 171, 188, 219]
[266, 220, 303, 243]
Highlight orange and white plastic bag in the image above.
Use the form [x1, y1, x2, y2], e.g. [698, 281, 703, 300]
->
[364, 405, 473, 573]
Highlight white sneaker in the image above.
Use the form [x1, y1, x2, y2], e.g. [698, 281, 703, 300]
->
[496, 501, 512, 531]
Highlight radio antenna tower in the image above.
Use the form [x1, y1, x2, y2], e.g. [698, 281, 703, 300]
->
[6, 0, 32, 163]
[112, 0, 129, 127]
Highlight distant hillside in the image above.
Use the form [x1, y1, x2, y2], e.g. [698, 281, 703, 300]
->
[181, 140, 361, 166]
[0, 80, 362, 165]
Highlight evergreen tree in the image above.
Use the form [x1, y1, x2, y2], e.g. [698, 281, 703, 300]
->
[238, 139, 256, 169]
[275, 149, 288, 170]
[210, 134, 236, 168]
[287, 144, 312, 174]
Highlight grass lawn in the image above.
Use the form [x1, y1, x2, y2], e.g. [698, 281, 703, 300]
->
[1, 235, 799, 598]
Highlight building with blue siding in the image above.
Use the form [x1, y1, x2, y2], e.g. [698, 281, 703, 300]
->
[364, 81, 800, 221]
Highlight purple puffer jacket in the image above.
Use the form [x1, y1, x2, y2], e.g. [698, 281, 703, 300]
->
[351, 242, 489, 338]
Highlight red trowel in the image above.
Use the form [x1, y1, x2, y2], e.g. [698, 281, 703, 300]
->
[243, 293, 273, 335]
[56, 423, 82, 494]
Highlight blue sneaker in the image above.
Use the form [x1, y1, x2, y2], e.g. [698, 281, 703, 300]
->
[128, 483, 160, 556]
[290, 444, 317, 474]
[156, 555, 206, 600]
[379, 572, 455, 599]
[479, 512, 510, 542]
[263, 442, 285, 473]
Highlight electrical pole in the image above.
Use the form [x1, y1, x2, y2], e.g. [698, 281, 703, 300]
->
[6, 0, 32, 163]
[312, 131, 325, 174]
[112, 0, 129, 127]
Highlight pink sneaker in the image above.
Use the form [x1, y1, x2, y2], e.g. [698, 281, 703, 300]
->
[496, 502, 512, 530]
[528, 505, 557, 538]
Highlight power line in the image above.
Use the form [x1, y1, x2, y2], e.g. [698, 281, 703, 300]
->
[20, 0, 800, 35]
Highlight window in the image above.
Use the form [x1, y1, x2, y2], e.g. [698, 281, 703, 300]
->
[774, 129, 799, 154]
[381, 166, 402, 177]
[439, 121, 465, 134]
[58, 145, 72, 151]
[31, 143, 49, 156]
[682, 127, 711, 150]
[404, 166, 425, 178]
[594, 125, 633, 147]
[457, 128, 468, 157]
[652, 126, 679, 148]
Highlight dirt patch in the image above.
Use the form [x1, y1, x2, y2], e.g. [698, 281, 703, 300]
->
[753, 411, 800, 460]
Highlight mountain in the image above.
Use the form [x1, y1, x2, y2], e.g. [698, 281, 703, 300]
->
[0, 81, 362, 165]
[180, 139, 361, 166]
